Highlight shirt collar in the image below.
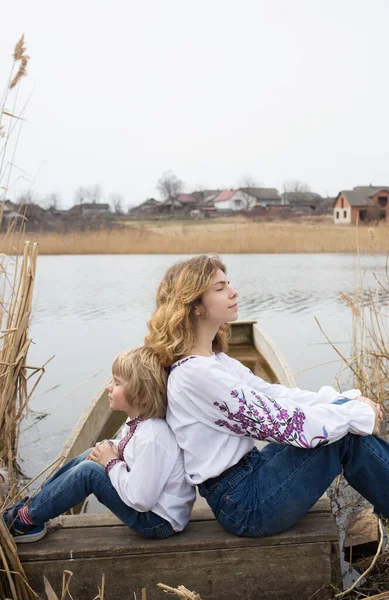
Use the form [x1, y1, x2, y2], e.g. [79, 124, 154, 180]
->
[125, 415, 142, 427]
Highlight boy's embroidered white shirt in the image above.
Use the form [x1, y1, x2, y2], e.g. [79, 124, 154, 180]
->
[167, 352, 375, 486]
[107, 418, 195, 532]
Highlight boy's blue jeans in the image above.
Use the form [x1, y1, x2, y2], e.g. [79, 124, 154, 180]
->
[198, 433, 389, 537]
[27, 450, 175, 539]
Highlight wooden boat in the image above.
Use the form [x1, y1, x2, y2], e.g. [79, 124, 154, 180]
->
[18, 322, 341, 600]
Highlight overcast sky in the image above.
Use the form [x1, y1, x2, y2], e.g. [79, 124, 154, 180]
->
[1, 0, 389, 208]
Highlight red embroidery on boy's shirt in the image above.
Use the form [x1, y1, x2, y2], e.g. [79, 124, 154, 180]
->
[105, 458, 123, 474]
[117, 416, 142, 461]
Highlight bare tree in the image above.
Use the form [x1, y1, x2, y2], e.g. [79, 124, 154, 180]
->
[74, 186, 87, 205]
[16, 189, 36, 205]
[89, 184, 102, 203]
[74, 184, 103, 205]
[283, 180, 313, 206]
[43, 192, 62, 210]
[109, 193, 124, 215]
[239, 175, 259, 209]
[156, 171, 183, 200]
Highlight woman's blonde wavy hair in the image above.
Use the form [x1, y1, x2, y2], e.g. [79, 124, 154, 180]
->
[112, 346, 168, 419]
[145, 254, 230, 367]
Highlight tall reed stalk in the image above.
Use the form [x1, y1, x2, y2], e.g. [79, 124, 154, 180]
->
[322, 236, 389, 597]
[343, 290, 389, 427]
[338, 242, 389, 417]
[0, 34, 35, 495]
[0, 35, 46, 600]
[0, 240, 41, 488]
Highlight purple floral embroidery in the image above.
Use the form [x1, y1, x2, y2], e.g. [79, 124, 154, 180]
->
[170, 356, 198, 372]
[214, 389, 329, 448]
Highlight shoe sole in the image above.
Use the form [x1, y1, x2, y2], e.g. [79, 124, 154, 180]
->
[14, 524, 47, 543]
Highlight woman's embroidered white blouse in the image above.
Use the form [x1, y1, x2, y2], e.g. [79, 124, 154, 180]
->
[167, 352, 375, 485]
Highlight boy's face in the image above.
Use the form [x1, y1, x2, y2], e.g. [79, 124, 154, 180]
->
[107, 375, 138, 417]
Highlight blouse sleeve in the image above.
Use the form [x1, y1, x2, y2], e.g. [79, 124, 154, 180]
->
[226, 354, 362, 406]
[178, 358, 374, 448]
[107, 439, 177, 511]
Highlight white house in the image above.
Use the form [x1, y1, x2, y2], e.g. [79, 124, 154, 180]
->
[213, 189, 257, 211]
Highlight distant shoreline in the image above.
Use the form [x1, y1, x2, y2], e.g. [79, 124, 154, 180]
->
[1, 218, 386, 255]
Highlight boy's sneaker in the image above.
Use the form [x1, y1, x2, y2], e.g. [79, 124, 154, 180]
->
[2, 497, 47, 543]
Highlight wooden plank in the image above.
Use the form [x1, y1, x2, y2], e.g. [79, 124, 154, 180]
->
[50, 498, 332, 530]
[19, 511, 338, 563]
[22, 541, 340, 600]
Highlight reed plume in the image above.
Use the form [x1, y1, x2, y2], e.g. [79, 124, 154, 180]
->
[10, 36, 29, 91]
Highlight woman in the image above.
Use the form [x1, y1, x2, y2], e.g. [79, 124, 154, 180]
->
[145, 255, 387, 538]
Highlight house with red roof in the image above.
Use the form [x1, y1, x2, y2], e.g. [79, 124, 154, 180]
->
[213, 189, 257, 211]
[333, 186, 389, 224]
[213, 188, 282, 211]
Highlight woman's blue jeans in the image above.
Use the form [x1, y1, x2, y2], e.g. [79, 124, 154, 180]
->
[27, 450, 175, 539]
[198, 433, 389, 537]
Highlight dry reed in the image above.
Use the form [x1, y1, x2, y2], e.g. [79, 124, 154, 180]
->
[157, 583, 203, 599]
[10, 35, 29, 91]
[2, 219, 388, 255]
[0, 35, 49, 600]
[0, 575, 203, 600]
[324, 232, 389, 599]
[334, 257, 389, 413]
[0, 241, 42, 489]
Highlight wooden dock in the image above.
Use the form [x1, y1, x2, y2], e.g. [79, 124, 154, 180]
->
[19, 499, 341, 600]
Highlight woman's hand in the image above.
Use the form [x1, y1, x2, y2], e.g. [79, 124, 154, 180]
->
[87, 441, 119, 467]
[358, 396, 383, 435]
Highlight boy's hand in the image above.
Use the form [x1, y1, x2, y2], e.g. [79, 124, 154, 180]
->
[88, 441, 119, 467]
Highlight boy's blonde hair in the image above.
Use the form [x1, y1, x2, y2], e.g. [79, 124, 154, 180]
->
[112, 346, 168, 419]
[145, 254, 230, 367]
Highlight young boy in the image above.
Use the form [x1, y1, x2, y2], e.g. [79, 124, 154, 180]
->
[3, 346, 195, 542]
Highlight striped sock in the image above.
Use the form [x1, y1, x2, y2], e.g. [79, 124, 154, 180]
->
[17, 503, 34, 526]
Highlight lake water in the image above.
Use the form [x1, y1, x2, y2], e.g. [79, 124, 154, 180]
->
[21, 253, 386, 479]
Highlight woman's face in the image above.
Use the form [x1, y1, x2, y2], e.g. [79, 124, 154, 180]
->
[197, 268, 238, 325]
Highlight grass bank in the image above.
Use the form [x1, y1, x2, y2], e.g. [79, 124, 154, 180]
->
[1, 218, 387, 254]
